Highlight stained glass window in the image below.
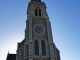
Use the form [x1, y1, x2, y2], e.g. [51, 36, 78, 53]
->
[41, 40, 46, 55]
[35, 40, 39, 55]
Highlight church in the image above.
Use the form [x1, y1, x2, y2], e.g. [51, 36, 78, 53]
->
[6, 0, 61, 60]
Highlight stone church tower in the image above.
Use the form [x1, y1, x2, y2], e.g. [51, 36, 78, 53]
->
[6, 0, 61, 60]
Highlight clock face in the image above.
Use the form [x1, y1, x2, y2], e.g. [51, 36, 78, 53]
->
[35, 26, 43, 34]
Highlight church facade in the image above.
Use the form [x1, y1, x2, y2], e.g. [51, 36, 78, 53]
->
[6, 0, 61, 60]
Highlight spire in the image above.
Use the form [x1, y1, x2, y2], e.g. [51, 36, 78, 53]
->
[31, 0, 41, 2]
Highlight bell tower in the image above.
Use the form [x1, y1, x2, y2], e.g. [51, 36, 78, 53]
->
[16, 0, 61, 60]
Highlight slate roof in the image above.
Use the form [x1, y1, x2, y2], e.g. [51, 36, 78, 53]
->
[6, 54, 16, 60]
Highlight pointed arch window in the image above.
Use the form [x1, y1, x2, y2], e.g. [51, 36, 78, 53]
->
[35, 7, 41, 17]
[41, 40, 46, 55]
[39, 9, 41, 16]
[35, 9, 38, 16]
[35, 40, 39, 55]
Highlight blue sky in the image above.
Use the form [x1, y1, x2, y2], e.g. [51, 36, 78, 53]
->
[0, 0, 80, 60]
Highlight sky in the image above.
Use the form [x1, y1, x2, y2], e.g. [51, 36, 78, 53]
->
[0, 0, 80, 60]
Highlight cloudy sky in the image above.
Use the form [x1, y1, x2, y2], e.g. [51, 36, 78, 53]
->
[0, 0, 80, 60]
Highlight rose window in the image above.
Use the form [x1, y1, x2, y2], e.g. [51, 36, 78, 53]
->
[35, 26, 43, 34]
